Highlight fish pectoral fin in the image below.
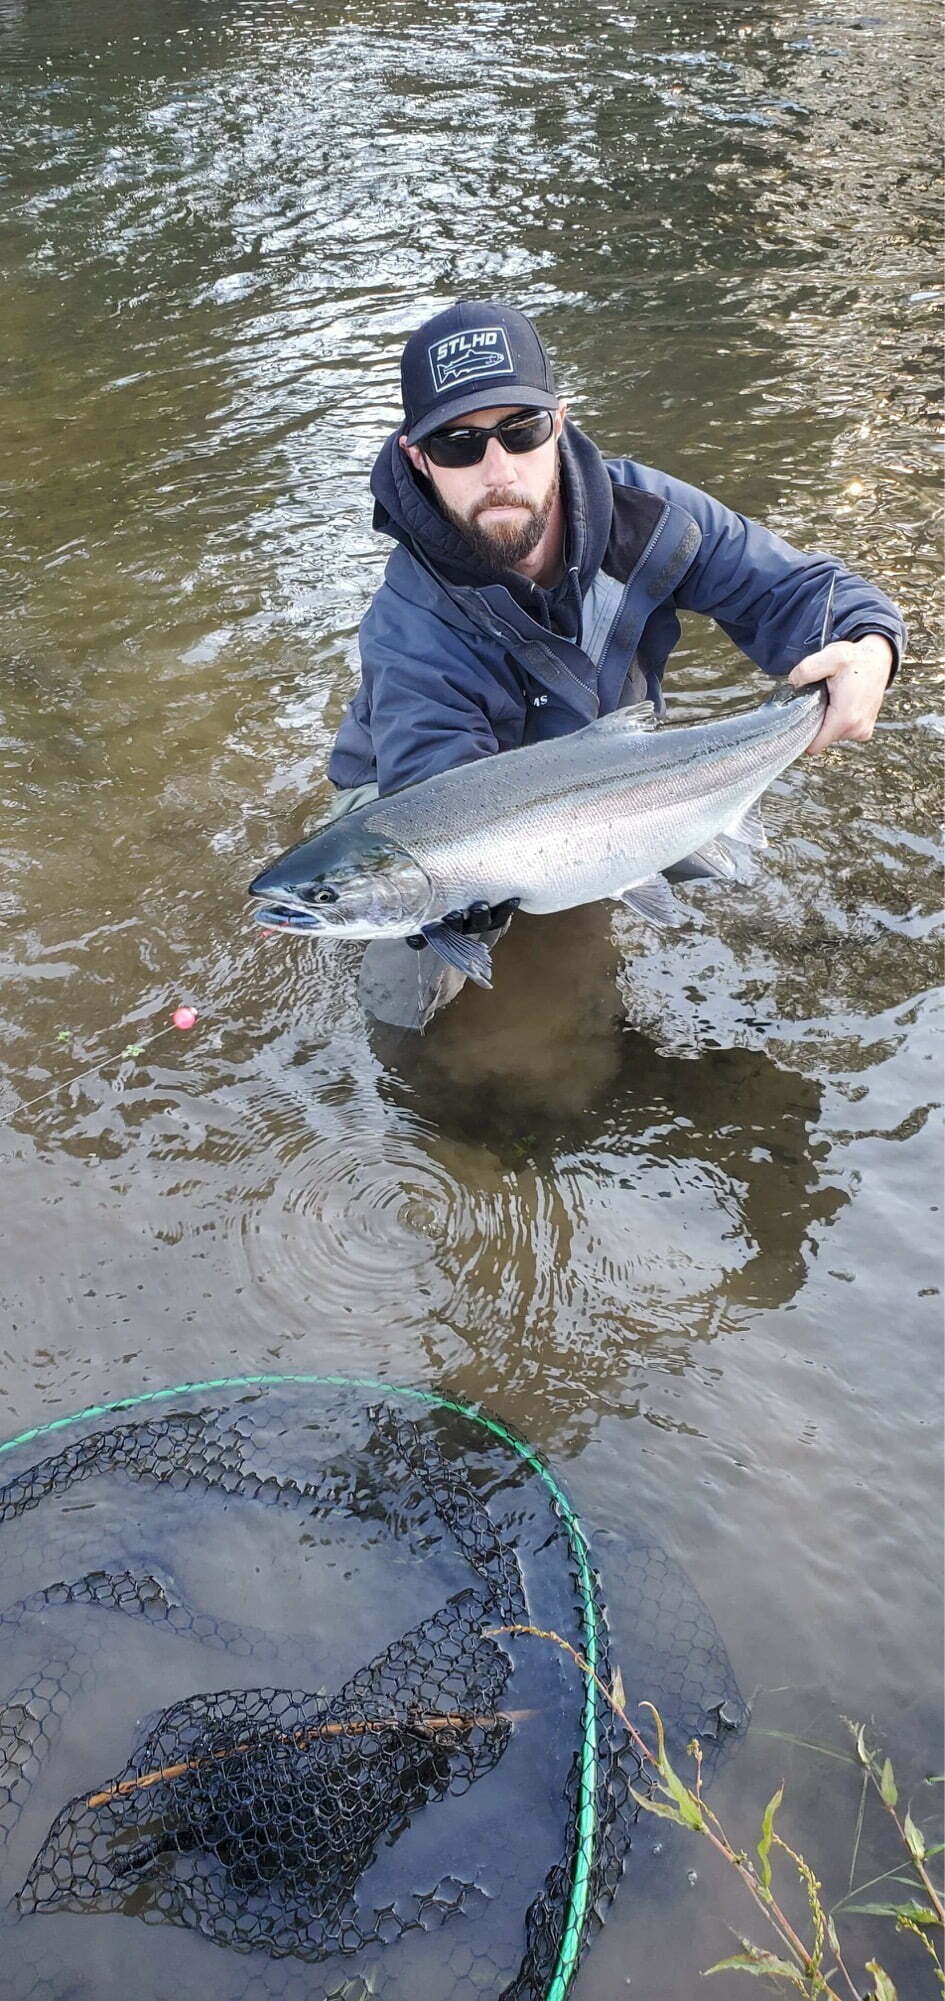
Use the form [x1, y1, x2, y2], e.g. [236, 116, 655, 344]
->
[721, 801, 767, 852]
[662, 838, 740, 884]
[584, 701, 658, 737]
[616, 878, 687, 929]
[420, 923, 494, 989]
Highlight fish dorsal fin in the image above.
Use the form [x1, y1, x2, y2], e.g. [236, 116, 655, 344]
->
[722, 801, 768, 852]
[584, 701, 657, 737]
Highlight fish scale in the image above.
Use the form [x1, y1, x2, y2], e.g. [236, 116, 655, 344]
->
[364, 685, 825, 917]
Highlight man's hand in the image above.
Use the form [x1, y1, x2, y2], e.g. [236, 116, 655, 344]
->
[447, 898, 520, 934]
[788, 633, 894, 755]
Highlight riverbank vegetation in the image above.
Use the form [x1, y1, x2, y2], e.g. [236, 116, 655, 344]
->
[491, 1623, 944, 1999]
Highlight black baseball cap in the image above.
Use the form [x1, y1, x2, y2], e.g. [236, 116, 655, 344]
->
[401, 300, 559, 445]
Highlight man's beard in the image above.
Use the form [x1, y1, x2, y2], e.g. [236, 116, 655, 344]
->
[437, 455, 560, 569]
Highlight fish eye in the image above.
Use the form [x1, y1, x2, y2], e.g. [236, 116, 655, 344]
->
[300, 886, 338, 905]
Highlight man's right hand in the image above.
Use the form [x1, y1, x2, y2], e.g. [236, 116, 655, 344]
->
[788, 634, 894, 752]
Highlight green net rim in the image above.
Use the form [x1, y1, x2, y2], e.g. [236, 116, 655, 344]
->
[0, 1370, 600, 2001]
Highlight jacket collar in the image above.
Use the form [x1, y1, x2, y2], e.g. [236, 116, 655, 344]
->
[369, 420, 614, 637]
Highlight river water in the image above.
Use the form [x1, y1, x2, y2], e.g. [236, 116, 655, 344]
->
[0, 0, 942, 1993]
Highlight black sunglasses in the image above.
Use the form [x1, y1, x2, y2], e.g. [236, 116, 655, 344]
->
[423, 408, 555, 469]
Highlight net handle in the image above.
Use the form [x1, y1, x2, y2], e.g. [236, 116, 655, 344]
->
[0, 1370, 599, 2001]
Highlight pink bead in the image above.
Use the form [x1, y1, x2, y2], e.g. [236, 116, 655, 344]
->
[172, 1006, 198, 1031]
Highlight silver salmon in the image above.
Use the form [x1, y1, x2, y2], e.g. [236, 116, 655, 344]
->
[248, 682, 827, 988]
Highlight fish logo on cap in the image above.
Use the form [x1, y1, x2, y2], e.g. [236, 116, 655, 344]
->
[428, 326, 515, 392]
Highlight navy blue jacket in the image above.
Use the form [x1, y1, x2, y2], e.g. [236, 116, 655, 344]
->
[328, 422, 904, 797]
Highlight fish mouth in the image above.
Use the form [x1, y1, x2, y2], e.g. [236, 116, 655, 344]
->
[250, 891, 327, 934]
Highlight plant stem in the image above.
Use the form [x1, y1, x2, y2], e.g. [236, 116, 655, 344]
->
[487, 1623, 851, 1998]
[848, 1724, 945, 1929]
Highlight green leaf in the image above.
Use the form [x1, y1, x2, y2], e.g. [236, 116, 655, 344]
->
[879, 1758, 898, 1807]
[846, 1900, 939, 1923]
[853, 1723, 871, 1768]
[641, 1699, 668, 1769]
[865, 1962, 898, 2001]
[757, 1784, 784, 1896]
[639, 1702, 706, 1830]
[904, 1811, 926, 1863]
[662, 1773, 706, 1832]
[844, 1902, 902, 1917]
[630, 1791, 689, 1825]
[925, 1842, 944, 1858]
[705, 1950, 807, 1986]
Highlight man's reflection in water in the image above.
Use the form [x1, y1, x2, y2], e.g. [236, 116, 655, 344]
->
[370, 902, 846, 1333]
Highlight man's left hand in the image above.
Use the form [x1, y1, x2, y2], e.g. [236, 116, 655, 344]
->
[788, 634, 894, 755]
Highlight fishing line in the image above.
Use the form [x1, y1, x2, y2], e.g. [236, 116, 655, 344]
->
[12, 1006, 203, 1118]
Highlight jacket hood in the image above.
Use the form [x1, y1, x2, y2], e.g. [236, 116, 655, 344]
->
[369, 418, 614, 637]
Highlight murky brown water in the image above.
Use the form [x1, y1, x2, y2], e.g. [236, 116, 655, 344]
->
[0, 0, 942, 1992]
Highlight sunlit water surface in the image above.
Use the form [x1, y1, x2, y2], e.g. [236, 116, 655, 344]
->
[0, 0, 942, 1993]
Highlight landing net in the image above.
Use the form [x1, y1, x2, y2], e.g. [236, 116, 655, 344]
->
[0, 1374, 745, 1999]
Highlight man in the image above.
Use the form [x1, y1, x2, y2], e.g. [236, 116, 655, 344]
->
[327, 300, 903, 1026]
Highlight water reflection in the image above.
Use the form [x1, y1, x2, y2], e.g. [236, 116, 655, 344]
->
[378, 907, 842, 1327]
[234, 903, 849, 1437]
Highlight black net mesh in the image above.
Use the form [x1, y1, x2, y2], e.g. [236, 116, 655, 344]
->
[0, 1383, 746, 2000]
